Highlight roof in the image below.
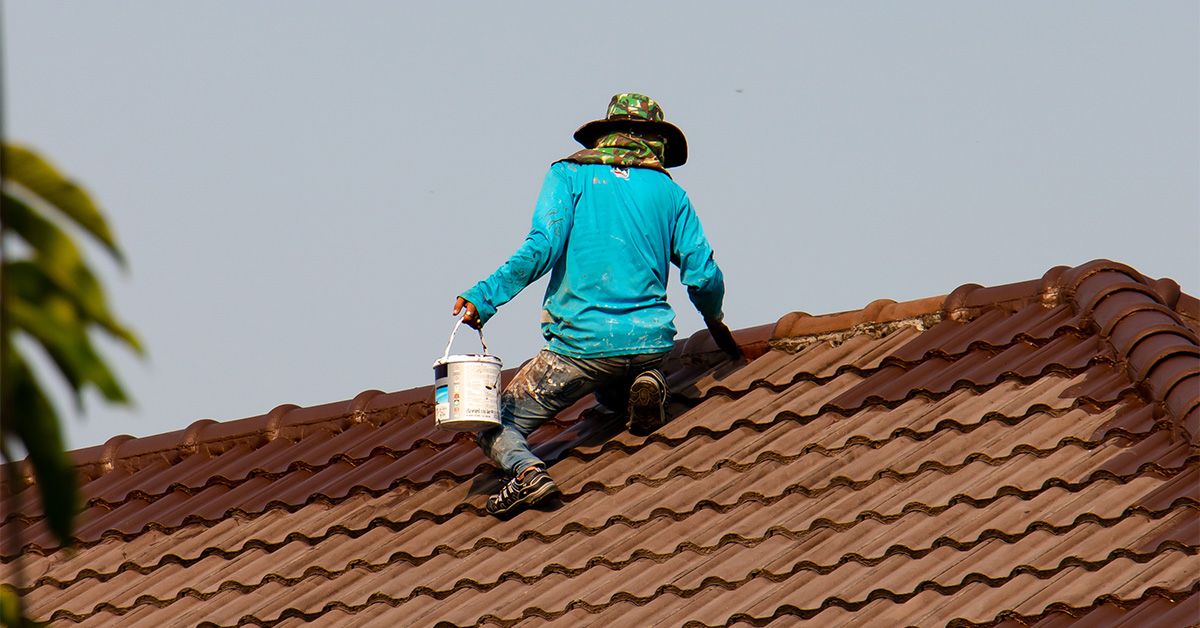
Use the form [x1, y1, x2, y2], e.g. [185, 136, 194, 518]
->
[2, 258, 1198, 626]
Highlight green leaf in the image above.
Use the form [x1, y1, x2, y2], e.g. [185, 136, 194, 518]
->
[2, 144, 124, 266]
[4, 350, 79, 548]
[1, 192, 142, 354]
[1, 193, 86, 270]
[0, 585, 25, 627]
[0, 141, 137, 568]
[56, 260, 143, 355]
[0, 584, 47, 627]
[8, 295, 129, 407]
[2, 259, 143, 356]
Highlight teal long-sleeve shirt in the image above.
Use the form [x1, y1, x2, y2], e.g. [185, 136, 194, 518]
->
[460, 161, 725, 358]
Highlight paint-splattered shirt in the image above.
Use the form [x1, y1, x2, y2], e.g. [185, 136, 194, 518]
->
[460, 161, 724, 358]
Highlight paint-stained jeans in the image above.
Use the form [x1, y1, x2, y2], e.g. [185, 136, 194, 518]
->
[477, 349, 669, 475]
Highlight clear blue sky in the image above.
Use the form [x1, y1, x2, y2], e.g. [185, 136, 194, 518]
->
[5, 2, 1198, 450]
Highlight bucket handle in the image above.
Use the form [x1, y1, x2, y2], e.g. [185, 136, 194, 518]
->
[442, 318, 489, 360]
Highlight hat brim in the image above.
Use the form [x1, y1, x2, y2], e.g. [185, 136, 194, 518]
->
[572, 118, 688, 168]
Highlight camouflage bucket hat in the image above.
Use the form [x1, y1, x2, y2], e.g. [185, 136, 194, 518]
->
[572, 93, 688, 167]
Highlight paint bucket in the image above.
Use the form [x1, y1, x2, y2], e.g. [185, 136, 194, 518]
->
[432, 319, 503, 431]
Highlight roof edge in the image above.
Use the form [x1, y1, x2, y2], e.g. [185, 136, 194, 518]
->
[769, 259, 1198, 441]
[52, 386, 438, 485]
[771, 295, 947, 343]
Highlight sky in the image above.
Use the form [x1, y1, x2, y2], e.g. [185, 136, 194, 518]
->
[3, 2, 1197, 451]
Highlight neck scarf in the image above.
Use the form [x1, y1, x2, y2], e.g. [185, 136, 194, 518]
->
[562, 131, 669, 175]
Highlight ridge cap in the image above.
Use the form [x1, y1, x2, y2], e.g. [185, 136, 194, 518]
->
[769, 259, 1197, 441]
[1055, 259, 1199, 442]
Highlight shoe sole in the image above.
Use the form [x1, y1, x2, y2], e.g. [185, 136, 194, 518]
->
[628, 379, 666, 435]
[487, 479, 561, 516]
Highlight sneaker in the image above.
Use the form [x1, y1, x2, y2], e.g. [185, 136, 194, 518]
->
[627, 369, 668, 436]
[486, 465, 560, 516]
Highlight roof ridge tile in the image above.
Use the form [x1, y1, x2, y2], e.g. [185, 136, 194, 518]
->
[1056, 260, 1200, 441]
[772, 296, 945, 342]
[769, 259, 1197, 444]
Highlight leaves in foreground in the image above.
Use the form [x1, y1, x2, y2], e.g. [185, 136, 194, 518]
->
[1, 142, 142, 548]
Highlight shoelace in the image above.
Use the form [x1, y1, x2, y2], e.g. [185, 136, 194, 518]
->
[496, 469, 534, 505]
[496, 479, 516, 503]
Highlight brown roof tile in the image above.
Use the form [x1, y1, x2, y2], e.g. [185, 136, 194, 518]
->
[3, 258, 1198, 626]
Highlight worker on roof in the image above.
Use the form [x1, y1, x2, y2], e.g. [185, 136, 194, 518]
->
[454, 92, 732, 517]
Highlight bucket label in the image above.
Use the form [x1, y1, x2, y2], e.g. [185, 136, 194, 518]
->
[434, 384, 449, 423]
[432, 354, 501, 430]
[447, 359, 501, 422]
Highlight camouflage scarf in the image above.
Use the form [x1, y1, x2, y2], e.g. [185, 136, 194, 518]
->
[563, 131, 669, 175]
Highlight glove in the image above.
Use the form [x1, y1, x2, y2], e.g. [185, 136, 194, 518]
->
[704, 316, 742, 361]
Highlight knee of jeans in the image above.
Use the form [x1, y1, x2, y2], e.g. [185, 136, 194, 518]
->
[476, 427, 497, 451]
[503, 368, 586, 424]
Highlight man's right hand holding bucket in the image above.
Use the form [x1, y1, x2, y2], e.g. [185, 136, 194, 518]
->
[453, 297, 482, 330]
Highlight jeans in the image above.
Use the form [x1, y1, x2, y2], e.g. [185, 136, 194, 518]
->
[477, 349, 669, 475]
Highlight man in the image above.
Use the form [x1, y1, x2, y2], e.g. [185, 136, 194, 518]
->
[453, 92, 732, 517]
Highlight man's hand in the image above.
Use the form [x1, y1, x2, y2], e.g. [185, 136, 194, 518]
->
[453, 297, 482, 329]
[705, 316, 743, 361]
